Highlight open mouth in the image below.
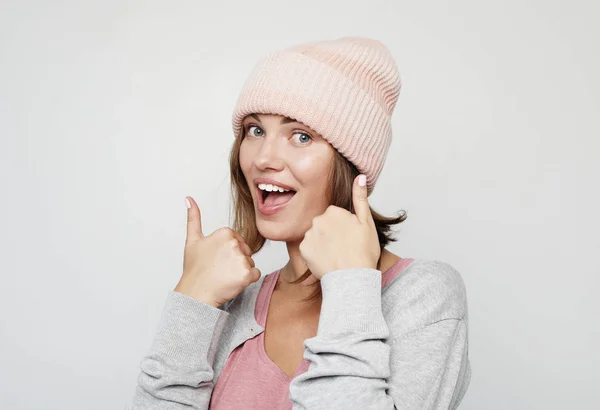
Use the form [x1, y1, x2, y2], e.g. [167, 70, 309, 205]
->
[256, 182, 297, 215]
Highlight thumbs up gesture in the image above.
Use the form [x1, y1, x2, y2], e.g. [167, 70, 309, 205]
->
[299, 175, 381, 280]
[174, 196, 261, 307]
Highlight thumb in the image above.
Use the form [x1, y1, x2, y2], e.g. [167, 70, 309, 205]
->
[352, 175, 372, 224]
[185, 196, 204, 243]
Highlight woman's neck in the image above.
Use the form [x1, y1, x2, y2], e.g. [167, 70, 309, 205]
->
[278, 241, 318, 285]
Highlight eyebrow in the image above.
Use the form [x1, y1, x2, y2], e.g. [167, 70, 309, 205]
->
[249, 113, 297, 125]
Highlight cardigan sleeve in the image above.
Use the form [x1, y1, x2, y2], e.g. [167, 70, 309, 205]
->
[288, 261, 471, 410]
[128, 291, 230, 410]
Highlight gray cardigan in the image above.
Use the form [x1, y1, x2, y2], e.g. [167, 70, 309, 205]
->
[129, 259, 471, 409]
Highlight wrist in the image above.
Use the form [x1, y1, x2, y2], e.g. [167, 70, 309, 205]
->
[173, 282, 220, 308]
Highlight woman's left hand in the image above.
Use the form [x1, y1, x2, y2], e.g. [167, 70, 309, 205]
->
[299, 175, 381, 280]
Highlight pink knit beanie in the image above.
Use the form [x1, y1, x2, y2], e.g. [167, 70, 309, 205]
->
[231, 37, 402, 193]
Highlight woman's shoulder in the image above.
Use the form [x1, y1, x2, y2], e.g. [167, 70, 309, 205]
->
[386, 258, 467, 298]
[382, 258, 468, 329]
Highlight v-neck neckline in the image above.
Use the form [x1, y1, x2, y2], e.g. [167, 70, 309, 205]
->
[256, 269, 310, 382]
[254, 258, 414, 382]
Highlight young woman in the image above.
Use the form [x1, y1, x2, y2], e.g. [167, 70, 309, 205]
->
[130, 37, 471, 409]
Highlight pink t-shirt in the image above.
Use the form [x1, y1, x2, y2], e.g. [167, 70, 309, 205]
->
[209, 257, 415, 409]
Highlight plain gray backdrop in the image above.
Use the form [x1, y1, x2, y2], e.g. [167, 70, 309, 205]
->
[1, 1, 598, 409]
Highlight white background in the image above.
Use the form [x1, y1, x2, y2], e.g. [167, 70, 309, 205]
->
[1, 1, 598, 409]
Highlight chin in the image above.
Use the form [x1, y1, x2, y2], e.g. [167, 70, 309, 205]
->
[256, 219, 305, 243]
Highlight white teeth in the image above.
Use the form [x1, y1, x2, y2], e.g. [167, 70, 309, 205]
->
[258, 183, 291, 192]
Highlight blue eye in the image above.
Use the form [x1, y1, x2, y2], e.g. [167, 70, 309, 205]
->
[292, 132, 312, 144]
[247, 125, 264, 137]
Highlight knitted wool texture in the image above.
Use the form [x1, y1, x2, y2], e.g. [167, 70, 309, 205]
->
[231, 37, 402, 193]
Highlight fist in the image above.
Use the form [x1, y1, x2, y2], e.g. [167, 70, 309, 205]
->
[299, 175, 381, 279]
[174, 196, 261, 307]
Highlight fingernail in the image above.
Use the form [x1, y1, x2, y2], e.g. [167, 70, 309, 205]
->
[358, 175, 367, 187]
[185, 197, 191, 209]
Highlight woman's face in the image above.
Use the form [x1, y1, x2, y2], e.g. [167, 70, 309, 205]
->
[239, 113, 335, 243]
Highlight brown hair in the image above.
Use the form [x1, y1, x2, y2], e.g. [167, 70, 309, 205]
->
[229, 123, 408, 302]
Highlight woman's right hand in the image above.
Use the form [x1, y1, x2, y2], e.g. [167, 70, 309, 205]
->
[174, 196, 261, 307]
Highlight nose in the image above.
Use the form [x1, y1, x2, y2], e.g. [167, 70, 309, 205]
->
[254, 135, 284, 172]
